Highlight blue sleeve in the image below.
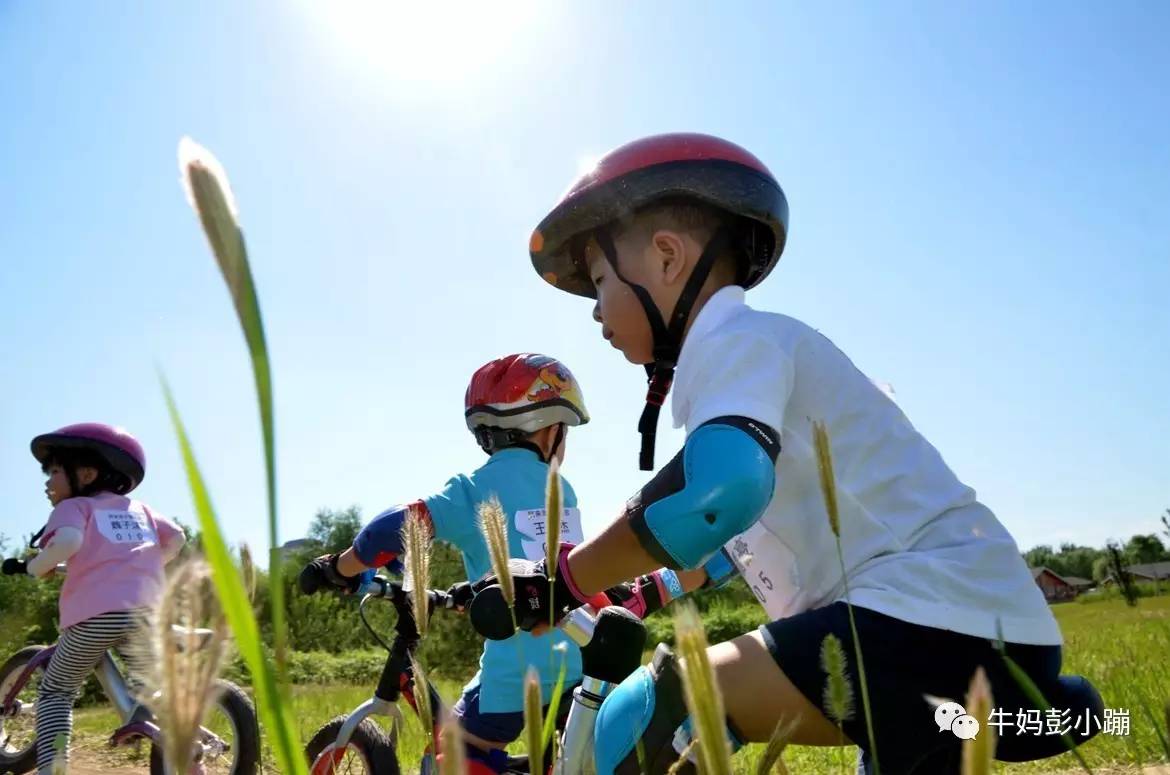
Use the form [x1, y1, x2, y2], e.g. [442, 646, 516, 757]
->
[421, 475, 477, 548]
[352, 506, 408, 573]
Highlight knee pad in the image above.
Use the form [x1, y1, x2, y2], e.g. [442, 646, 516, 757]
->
[593, 644, 744, 775]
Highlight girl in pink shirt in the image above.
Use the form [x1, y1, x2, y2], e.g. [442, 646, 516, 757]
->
[12, 423, 185, 774]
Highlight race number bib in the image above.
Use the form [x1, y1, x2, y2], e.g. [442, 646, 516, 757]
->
[724, 522, 805, 620]
[514, 507, 584, 561]
[95, 509, 158, 545]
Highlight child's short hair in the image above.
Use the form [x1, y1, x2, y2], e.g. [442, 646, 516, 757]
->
[612, 198, 747, 285]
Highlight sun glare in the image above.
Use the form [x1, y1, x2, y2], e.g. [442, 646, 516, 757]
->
[307, 0, 543, 89]
[576, 154, 601, 176]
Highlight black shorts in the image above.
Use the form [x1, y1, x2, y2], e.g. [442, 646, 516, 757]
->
[760, 603, 1063, 774]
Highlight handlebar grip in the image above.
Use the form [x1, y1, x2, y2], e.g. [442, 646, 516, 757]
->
[356, 576, 390, 598]
[468, 585, 517, 641]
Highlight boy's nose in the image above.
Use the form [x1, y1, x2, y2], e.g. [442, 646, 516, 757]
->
[592, 302, 602, 323]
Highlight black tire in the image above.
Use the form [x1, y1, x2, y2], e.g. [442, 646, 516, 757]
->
[0, 645, 49, 775]
[148, 680, 261, 775]
[305, 716, 400, 775]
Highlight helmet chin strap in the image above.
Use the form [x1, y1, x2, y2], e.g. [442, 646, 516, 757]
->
[592, 225, 735, 470]
[475, 423, 566, 465]
[549, 422, 565, 464]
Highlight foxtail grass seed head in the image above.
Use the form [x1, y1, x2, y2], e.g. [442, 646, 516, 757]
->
[178, 137, 240, 220]
[754, 716, 798, 775]
[153, 559, 229, 775]
[438, 711, 466, 775]
[820, 634, 854, 724]
[812, 421, 841, 537]
[478, 494, 514, 608]
[961, 667, 994, 775]
[523, 667, 544, 775]
[240, 543, 257, 605]
[673, 602, 733, 775]
[402, 505, 433, 637]
[545, 457, 563, 582]
[410, 654, 435, 749]
[178, 138, 248, 298]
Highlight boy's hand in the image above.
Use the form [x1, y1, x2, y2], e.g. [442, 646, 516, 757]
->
[468, 545, 611, 640]
[299, 554, 362, 595]
[2, 558, 29, 576]
[445, 581, 474, 612]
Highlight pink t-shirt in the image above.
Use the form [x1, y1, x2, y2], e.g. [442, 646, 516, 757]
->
[40, 493, 183, 629]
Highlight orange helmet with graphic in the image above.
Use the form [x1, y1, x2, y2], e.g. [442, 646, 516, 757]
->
[465, 354, 589, 453]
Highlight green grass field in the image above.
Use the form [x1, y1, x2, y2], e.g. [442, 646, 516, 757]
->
[70, 595, 1170, 773]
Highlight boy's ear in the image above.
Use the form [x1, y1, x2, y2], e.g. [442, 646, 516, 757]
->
[652, 230, 688, 286]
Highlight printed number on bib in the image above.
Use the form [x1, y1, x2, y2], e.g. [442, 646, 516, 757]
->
[96, 509, 158, 545]
[725, 522, 805, 620]
[514, 508, 584, 561]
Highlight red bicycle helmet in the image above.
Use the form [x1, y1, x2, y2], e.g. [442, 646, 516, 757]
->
[527, 133, 789, 470]
[465, 354, 589, 455]
[529, 132, 788, 299]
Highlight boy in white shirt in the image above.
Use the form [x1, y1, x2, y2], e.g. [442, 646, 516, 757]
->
[468, 133, 1082, 773]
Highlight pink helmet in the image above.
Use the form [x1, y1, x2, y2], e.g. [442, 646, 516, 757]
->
[30, 423, 146, 494]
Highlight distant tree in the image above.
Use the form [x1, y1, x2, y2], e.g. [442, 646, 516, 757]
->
[305, 506, 364, 555]
[1125, 534, 1168, 565]
[1024, 545, 1055, 569]
[1052, 544, 1101, 579]
[1092, 556, 1112, 583]
[1107, 541, 1140, 607]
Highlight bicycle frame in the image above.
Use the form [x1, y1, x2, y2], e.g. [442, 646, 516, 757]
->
[2, 640, 231, 768]
[2, 647, 136, 722]
[312, 577, 644, 775]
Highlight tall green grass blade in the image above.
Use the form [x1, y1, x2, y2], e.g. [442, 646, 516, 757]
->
[999, 650, 1093, 774]
[541, 644, 569, 750]
[178, 137, 287, 669]
[545, 458, 562, 636]
[438, 711, 466, 775]
[813, 421, 879, 774]
[161, 380, 308, 775]
[523, 667, 543, 775]
[960, 667, 994, 775]
[673, 601, 733, 775]
[754, 716, 797, 775]
[411, 654, 435, 753]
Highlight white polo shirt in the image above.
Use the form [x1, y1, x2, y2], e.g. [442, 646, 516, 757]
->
[672, 286, 1061, 646]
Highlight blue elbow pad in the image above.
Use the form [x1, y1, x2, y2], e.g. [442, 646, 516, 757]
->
[626, 416, 779, 570]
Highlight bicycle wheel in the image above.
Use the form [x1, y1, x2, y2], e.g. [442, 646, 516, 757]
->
[0, 645, 49, 775]
[305, 716, 400, 775]
[148, 680, 261, 775]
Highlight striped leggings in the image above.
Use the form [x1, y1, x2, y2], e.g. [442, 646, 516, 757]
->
[37, 609, 153, 773]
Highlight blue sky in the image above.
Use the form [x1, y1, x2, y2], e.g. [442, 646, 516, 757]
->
[2, 2, 1167, 562]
